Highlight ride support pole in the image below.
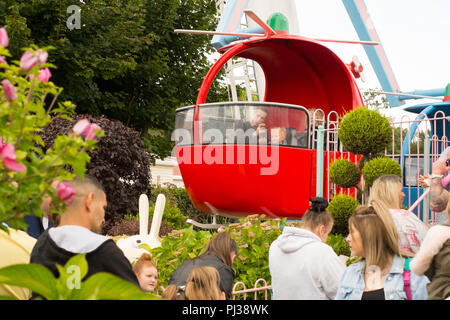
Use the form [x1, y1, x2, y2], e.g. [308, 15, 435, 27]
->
[316, 125, 324, 197]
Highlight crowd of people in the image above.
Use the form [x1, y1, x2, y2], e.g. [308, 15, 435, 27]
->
[1, 168, 449, 300]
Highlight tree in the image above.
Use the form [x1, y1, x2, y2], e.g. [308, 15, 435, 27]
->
[329, 107, 401, 203]
[0, 0, 227, 160]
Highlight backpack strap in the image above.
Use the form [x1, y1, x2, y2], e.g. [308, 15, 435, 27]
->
[403, 257, 412, 300]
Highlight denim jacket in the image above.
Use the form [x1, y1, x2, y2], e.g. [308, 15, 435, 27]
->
[335, 255, 429, 300]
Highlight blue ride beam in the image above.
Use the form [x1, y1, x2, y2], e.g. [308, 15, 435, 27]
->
[342, 0, 404, 107]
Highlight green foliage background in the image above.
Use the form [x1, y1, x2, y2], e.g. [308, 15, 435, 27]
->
[0, 0, 228, 160]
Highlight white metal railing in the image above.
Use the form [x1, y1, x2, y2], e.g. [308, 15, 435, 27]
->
[314, 109, 450, 226]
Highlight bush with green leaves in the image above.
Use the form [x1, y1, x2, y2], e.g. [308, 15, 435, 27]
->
[334, 107, 399, 202]
[150, 183, 234, 226]
[329, 159, 361, 189]
[0, 254, 157, 300]
[328, 194, 360, 236]
[150, 226, 213, 289]
[149, 201, 187, 231]
[361, 156, 402, 187]
[338, 107, 392, 158]
[0, 30, 101, 231]
[149, 215, 301, 300]
[326, 233, 351, 257]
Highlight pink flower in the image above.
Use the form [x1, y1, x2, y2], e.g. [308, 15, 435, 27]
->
[0, 56, 7, 65]
[73, 119, 91, 135]
[85, 123, 101, 140]
[73, 119, 101, 140]
[20, 50, 48, 72]
[0, 28, 9, 48]
[1, 79, 18, 101]
[0, 137, 26, 172]
[30, 67, 52, 83]
[35, 50, 48, 66]
[20, 51, 38, 72]
[56, 182, 76, 205]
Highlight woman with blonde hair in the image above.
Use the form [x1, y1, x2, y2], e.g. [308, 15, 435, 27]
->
[185, 267, 226, 300]
[335, 205, 429, 300]
[369, 174, 429, 254]
[133, 253, 158, 293]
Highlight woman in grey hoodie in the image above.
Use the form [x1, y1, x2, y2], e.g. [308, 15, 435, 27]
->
[269, 198, 346, 300]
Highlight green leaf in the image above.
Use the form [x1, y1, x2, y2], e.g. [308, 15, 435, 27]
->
[55, 254, 89, 298]
[71, 273, 158, 300]
[0, 264, 58, 300]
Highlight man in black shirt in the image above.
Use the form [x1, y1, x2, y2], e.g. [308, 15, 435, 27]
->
[30, 175, 140, 290]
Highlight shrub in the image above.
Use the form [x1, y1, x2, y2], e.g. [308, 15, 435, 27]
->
[150, 226, 213, 289]
[150, 183, 234, 226]
[338, 108, 392, 158]
[149, 201, 187, 231]
[328, 194, 360, 236]
[362, 156, 402, 187]
[225, 215, 298, 299]
[326, 233, 351, 257]
[0, 34, 100, 231]
[150, 215, 301, 300]
[329, 159, 361, 188]
[40, 114, 152, 231]
[106, 218, 172, 238]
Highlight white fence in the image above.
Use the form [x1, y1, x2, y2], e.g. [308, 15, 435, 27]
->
[314, 109, 450, 225]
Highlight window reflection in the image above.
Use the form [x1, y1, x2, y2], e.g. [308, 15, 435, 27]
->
[198, 103, 310, 148]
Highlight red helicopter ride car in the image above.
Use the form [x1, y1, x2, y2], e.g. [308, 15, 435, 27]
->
[173, 9, 374, 226]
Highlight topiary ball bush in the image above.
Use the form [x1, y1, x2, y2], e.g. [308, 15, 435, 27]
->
[328, 194, 360, 236]
[41, 114, 152, 233]
[329, 159, 361, 188]
[338, 107, 392, 157]
[362, 156, 402, 187]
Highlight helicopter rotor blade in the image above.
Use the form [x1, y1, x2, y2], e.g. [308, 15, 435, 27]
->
[243, 9, 276, 36]
[174, 29, 264, 38]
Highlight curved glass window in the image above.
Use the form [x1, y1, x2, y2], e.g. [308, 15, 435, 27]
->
[173, 107, 194, 146]
[175, 102, 310, 148]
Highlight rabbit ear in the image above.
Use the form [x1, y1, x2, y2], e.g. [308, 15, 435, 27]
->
[139, 194, 149, 236]
[148, 194, 165, 243]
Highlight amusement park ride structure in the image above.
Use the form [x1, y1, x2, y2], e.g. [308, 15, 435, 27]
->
[173, 0, 450, 227]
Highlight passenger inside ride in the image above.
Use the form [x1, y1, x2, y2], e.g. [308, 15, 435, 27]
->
[235, 106, 268, 144]
[270, 127, 287, 145]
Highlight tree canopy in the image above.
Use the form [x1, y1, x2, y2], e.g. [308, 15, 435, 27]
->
[0, 0, 227, 159]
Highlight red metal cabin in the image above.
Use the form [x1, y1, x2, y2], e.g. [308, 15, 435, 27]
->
[174, 33, 364, 219]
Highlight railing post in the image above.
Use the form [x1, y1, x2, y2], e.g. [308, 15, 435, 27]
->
[316, 125, 324, 197]
[423, 135, 430, 224]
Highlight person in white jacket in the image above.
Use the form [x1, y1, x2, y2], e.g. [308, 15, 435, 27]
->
[269, 198, 346, 300]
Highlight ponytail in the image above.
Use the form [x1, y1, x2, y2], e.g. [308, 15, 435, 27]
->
[302, 197, 333, 229]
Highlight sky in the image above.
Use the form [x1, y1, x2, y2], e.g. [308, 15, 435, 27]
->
[294, 0, 450, 120]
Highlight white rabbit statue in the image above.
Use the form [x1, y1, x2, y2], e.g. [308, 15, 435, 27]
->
[116, 193, 166, 263]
